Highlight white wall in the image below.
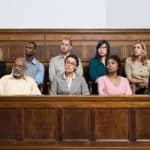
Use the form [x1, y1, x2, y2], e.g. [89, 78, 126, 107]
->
[0, 0, 150, 28]
[106, 0, 150, 28]
[0, 0, 106, 28]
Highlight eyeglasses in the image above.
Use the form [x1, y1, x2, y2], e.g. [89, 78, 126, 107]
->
[100, 46, 107, 49]
[66, 61, 76, 66]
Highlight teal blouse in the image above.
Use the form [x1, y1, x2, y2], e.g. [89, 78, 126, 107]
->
[89, 58, 106, 81]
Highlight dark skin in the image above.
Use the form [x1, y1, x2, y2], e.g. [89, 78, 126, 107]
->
[25, 43, 36, 62]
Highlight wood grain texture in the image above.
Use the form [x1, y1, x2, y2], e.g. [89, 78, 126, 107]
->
[0, 96, 150, 149]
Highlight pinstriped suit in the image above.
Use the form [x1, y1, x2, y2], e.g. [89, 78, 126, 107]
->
[50, 73, 90, 95]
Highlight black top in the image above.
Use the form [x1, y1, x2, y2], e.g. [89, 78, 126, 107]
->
[0, 61, 6, 78]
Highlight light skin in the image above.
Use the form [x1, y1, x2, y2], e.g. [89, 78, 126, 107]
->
[98, 43, 107, 64]
[132, 43, 144, 62]
[64, 57, 77, 80]
[60, 39, 72, 56]
[131, 43, 148, 86]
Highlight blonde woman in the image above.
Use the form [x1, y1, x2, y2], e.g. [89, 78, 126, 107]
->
[0, 48, 6, 78]
[125, 41, 150, 94]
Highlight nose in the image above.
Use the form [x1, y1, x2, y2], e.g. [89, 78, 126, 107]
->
[15, 66, 19, 70]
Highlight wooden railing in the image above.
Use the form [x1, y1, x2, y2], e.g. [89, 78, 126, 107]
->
[0, 95, 150, 149]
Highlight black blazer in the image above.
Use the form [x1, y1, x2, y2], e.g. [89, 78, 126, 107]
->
[0, 61, 6, 78]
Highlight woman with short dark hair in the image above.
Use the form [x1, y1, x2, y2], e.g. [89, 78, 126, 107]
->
[50, 54, 90, 95]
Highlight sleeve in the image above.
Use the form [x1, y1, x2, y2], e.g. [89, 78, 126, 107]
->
[125, 58, 133, 81]
[76, 57, 83, 76]
[89, 59, 98, 81]
[34, 63, 45, 85]
[124, 78, 132, 95]
[147, 60, 150, 77]
[97, 77, 107, 95]
[81, 77, 90, 95]
[49, 58, 56, 82]
[0, 77, 5, 95]
[50, 78, 58, 95]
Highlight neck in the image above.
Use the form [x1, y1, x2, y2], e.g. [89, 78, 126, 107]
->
[26, 55, 34, 62]
[13, 75, 24, 79]
[107, 72, 118, 78]
[101, 56, 106, 64]
[62, 52, 70, 57]
[65, 72, 73, 79]
[135, 55, 142, 62]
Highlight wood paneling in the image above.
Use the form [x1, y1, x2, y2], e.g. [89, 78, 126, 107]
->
[1, 29, 150, 94]
[24, 108, 56, 140]
[95, 109, 128, 139]
[0, 96, 150, 149]
[0, 109, 16, 139]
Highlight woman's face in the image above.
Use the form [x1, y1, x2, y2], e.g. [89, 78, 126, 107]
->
[106, 59, 118, 73]
[65, 57, 77, 73]
[132, 43, 144, 57]
[98, 44, 107, 57]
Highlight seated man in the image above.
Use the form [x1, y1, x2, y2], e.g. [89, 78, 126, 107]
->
[24, 41, 44, 86]
[0, 57, 41, 95]
[49, 38, 83, 82]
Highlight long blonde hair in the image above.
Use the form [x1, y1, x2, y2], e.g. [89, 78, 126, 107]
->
[0, 48, 3, 61]
[131, 41, 147, 65]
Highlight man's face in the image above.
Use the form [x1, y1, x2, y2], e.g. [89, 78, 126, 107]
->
[60, 39, 72, 55]
[25, 43, 35, 57]
[12, 59, 26, 78]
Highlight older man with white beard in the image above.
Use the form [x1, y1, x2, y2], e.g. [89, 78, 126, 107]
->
[0, 57, 41, 95]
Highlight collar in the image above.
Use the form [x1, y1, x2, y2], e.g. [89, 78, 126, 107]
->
[58, 53, 71, 60]
[26, 58, 37, 65]
[62, 72, 76, 80]
[10, 74, 26, 80]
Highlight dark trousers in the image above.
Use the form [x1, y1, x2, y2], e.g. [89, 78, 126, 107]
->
[135, 87, 146, 94]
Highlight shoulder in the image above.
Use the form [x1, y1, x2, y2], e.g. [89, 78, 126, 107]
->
[50, 55, 61, 61]
[75, 73, 84, 79]
[54, 73, 63, 81]
[97, 75, 107, 81]
[25, 76, 36, 82]
[0, 74, 11, 80]
[120, 76, 129, 82]
[90, 57, 97, 63]
[126, 57, 132, 62]
[34, 59, 44, 67]
[74, 73, 87, 83]
[125, 57, 133, 65]
[146, 59, 150, 64]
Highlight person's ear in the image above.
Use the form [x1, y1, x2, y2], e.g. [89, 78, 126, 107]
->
[69, 46, 72, 50]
